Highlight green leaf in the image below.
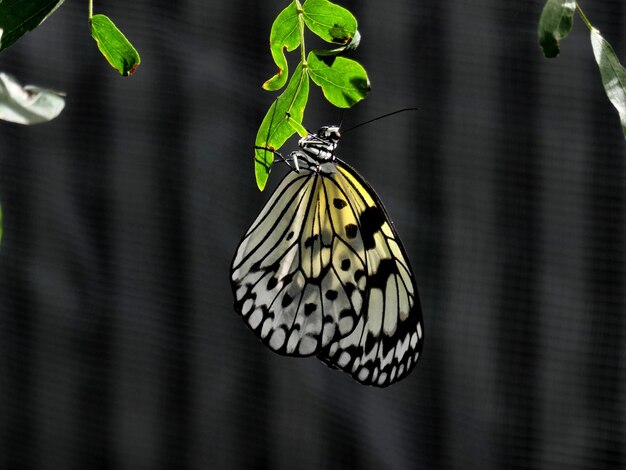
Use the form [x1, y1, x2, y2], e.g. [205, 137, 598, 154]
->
[263, 1, 301, 91]
[0, 72, 65, 124]
[0, 0, 64, 52]
[90, 14, 140, 76]
[306, 51, 370, 108]
[538, 0, 576, 58]
[590, 28, 626, 139]
[302, 0, 357, 45]
[255, 63, 309, 190]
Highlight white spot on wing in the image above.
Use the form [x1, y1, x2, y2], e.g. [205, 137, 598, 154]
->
[261, 318, 272, 339]
[337, 352, 351, 367]
[383, 276, 398, 336]
[338, 315, 354, 335]
[236, 285, 247, 300]
[399, 288, 410, 321]
[269, 329, 286, 350]
[367, 288, 384, 334]
[248, 308, 264, 329]
[321, 321, 336, 344]
[377, 372, 388, 385]
[298, 335, 317, 355]
[242, 298, 254, 316]
[381, 348, 394, 368]
[287, 330, 300, 354]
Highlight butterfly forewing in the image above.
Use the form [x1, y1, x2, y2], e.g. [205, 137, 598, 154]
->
[231, 168, 367, 356]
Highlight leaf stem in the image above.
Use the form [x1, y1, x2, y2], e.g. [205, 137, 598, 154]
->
[88, 0, 93, 19]
[295, 0, 306, 65]
[576, 3, 593, 31]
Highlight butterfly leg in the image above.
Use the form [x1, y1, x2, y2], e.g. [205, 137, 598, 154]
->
[287, 151, 301, 172]
[254, 146, 301, 173]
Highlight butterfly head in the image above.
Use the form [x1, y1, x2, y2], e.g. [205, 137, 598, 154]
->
[317, 125, 341, 144]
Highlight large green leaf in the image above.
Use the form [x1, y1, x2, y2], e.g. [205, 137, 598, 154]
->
[90, 14, 140, 76]
[0, 72, 65, 124]
[263, 1, 301, 91]
[307, 51, 369, 108]
[0, 0, 64, 51]
[255, 63, 309, 190]
[302, 0, 356, 45]
[590, 28, 626, 139]
[538, 0, 576, 58]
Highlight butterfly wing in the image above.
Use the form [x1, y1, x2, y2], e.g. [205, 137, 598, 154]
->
[231, 160, 424, 387]
[318, 161, 424, 387]
[231, 167, 367, 356]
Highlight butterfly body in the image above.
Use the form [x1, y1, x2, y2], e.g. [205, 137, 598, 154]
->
[231, 126, 423, 386]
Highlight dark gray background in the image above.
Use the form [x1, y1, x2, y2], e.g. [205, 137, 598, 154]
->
[1, 1, 625, 469]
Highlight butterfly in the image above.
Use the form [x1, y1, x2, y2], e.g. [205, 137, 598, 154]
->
[230, 125, 423, 386]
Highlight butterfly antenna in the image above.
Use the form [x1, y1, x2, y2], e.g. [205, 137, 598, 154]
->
[341, 107, 419, 134]
[339, 109, 348, 130]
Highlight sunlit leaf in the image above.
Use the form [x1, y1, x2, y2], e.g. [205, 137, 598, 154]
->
[0, 72, 65, 125]
[538, 0, 576, 58]
[0, 0, 64, 52]
[307, 51, 369, 108]
[263, 1, 301, 91]
[90, 14, 140, 76]
[302, 0, 356, 45]
[590, 28, 626, 138]
[255, 63, 309, 190]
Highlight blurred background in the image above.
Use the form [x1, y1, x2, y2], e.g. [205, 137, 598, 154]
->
[0, 0, 625, 469]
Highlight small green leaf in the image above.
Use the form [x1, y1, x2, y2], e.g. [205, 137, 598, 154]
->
[0, 0, 65, 52]
[255, 63, 309, 190]
[0, 72, 65, 124]
[590, 28, 626, 139]
[538, 0, 576, 58]
[90, 14, 140, 76]
[302, 0, 357, 45]
[306, 51, 370, 108]
[263, 1, 301, 91]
